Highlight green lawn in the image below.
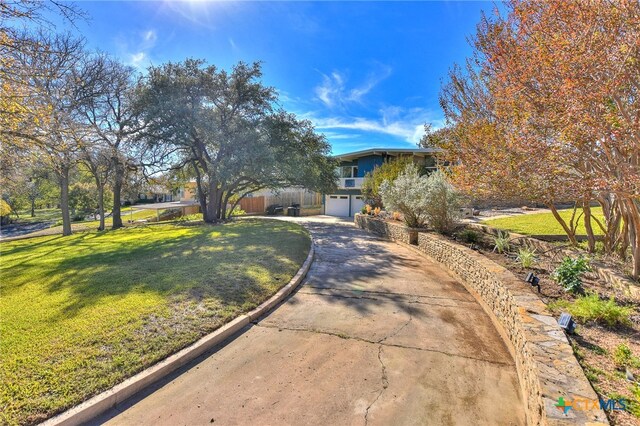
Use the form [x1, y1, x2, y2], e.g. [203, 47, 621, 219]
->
[13, 208, 62, 223]
[482, 207, 605, 236]
[0, 219, 310, 425]
[14, 207, 156, 225]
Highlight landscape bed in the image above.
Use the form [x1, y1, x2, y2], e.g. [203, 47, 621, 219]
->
[0, 219, 310, 425]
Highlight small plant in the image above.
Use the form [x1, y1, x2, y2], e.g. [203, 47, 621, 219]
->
[549, 293, 633, 327]
[493, 230, 511, 254]
[630, 384, 640, 418]
[516, 247, 537, 268]
[613, 343, 640, 369]
[365, 204, 372, 215]
[614, 343, 633, 368]
[552, 255, 590, 293]
[459, 229, 479, 244]
[361, 206, 367, 214]
[392, 211, 401, 221]
[373, 207, 381, 216]
[583, 364, 605, 383]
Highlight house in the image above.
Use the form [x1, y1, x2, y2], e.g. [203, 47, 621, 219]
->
[324, 148, 439, 217]
[176, 181, 197, 202]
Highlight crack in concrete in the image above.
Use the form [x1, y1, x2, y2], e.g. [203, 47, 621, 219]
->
[378, 309, 413, 344]
[297, 290, 481, 310]
[302, 285, 473, 304]
[364, 345, 388, 426]
[254, 323, 514, 367]
[297, 291, 381, 302]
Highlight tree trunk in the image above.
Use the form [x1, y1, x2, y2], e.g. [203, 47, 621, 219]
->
[59, 165, 72, 236]
[215, 190, 224, 221]
[547, 204, 578, 246]
[112, 161, 124, 229]
[205, 179, 219, 223]
[582, 201, 596, 253]
[96, 183, 105, 231]
[221, 191, 231, 221]
[197, 185, 208, 222]
[621, 198, 640, 279]
[30, 198, 36, 217]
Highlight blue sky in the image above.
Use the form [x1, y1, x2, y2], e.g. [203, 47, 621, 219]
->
[62, 1, 493, 154]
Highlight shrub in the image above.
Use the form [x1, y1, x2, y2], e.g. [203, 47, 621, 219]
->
[516, 247, 537, 268]
[549, 293, 632, 327]
[422, 170, 463, 233]
[379, 164, 461, 231]
[614, 343, 632, 368]
[229, 208, 247, 217]
[72, 213, 86, 222]
[361, 206, 367, 214]
[379, 163, 431, 228]
[0, 199, 12, 217]
[613, 343, 640, 369]
[493, 230, 511, 254]
[552, 255, 590, 293]
[459, 229, 479, 244]
[362, 156, 415, 207]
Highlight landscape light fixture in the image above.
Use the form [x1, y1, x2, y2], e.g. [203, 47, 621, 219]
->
[525, 272, 541, 293]
[558, 313, 576, 334]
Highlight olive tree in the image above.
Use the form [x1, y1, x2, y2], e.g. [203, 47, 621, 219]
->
[380, 164, 462, 232]
[380, 163, 431, 228]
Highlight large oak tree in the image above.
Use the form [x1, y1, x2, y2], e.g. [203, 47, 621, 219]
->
[137, 59, 337, 222]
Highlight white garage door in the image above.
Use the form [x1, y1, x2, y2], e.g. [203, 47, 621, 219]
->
[351, 195, 365, 216]
[325, 195, 350, 216]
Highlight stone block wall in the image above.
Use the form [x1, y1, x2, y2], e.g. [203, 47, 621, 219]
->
[354, 214, 415, 244]
[355, 214, 608, 425]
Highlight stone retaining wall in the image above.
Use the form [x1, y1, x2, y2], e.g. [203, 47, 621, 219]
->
[354, 214, 418, 244]
[355, 214, 608, 426]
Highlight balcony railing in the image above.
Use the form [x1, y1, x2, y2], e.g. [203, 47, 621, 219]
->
[338, 177, 364, 189]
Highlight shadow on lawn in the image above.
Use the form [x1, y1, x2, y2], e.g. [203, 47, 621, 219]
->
[5, 220, 311, 321]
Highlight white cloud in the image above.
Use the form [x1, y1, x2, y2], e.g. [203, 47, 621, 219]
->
[130, 52, 147, 66]
[115, 29, 158, 70]
[319, 131, 360, 140]
[310, 107, 443, 144]
[314, 65, 392, 108]
[143, 30, 157, 45]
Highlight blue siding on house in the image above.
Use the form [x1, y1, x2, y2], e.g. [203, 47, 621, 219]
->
[354, 155, 386, 177]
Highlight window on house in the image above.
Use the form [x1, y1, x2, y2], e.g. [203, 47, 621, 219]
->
[339, 166, 358, 178]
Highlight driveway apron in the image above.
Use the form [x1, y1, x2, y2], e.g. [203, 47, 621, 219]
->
[99, 217, 524, 425]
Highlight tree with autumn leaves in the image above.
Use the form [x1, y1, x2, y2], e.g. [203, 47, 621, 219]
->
[433, 0, 640, 278]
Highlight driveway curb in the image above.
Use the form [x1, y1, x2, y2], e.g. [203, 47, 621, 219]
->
[41, 236, 315, 426]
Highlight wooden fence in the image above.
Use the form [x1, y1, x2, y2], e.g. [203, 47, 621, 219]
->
[239, 191, 322, 214]
[239, 197, 265, 213]
[264, 191, 322, 208]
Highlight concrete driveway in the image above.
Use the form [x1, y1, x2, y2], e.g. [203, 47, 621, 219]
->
[98, 216, 524, 425]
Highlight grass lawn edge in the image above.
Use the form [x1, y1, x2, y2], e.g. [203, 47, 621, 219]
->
[41, 228, 315, 426]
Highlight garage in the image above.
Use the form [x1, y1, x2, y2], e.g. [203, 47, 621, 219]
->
[325, 195, 350, 216]
[350, 195, 365, 216]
